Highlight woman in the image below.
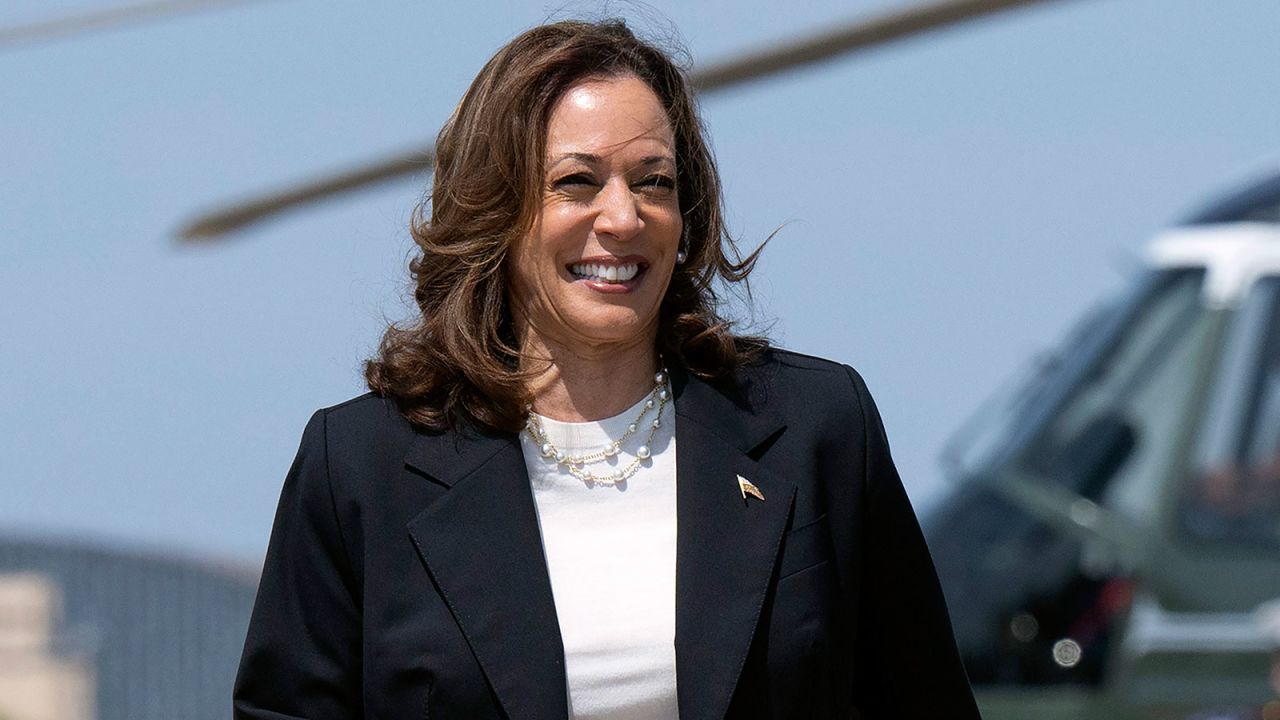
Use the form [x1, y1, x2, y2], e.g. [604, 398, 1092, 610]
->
[234, 19, 979, 720]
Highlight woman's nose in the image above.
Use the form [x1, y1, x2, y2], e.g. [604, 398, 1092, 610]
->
[593, 179, 643, 240]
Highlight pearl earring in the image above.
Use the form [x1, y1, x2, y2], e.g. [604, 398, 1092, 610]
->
[675, 249, 687, 265]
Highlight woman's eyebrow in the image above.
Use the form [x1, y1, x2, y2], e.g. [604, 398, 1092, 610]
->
[549, 152, 603, 165]
[635, 155, 676, 167]
[548, 152, 675, 166]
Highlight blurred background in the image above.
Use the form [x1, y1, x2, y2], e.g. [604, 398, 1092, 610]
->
[3, 0, 1280, 718]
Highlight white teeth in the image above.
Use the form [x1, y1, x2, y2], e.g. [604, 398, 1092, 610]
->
[570, 262, 640, 283]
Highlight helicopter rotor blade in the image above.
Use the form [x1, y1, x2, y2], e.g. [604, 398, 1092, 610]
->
[691, 0, 1059, 91]
[178, 0, 1067, 241]
[0, 0, 285, 51]
[180, 149, 433, 241]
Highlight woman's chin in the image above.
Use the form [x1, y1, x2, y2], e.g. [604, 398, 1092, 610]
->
[565, 313, 657, 348]
[578, 325, 653, 348]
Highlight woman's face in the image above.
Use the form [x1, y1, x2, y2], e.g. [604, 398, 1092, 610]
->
[509, 73, 682, 356]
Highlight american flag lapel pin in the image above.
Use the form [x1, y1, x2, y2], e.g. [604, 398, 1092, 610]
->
[737, 474, 764, 502]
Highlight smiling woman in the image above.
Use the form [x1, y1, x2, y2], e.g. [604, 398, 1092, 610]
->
[359, 19, 765, 434]
[233, 18, 979, 720]
[510, 74, 685, 406]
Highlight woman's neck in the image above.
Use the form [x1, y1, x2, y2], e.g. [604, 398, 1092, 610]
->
[519, 335, 660, 423]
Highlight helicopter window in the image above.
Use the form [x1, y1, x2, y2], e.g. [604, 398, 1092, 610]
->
[940, 301, 1120, 480]
[1014, 269, 1212, 521]
[1182, 277, 1280, 550]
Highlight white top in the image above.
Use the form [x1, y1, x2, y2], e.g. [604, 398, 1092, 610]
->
[519, 393, 680, 720]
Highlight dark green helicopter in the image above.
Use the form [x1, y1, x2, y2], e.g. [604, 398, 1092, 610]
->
[925, 172, 1280, 719]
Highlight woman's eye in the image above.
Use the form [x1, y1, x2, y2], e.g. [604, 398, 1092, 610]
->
[553, 173, 595, 188]
[636, 175, 676, 191]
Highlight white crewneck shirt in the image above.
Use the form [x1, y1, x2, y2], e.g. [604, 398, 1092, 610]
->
[519, 392, 679, 720]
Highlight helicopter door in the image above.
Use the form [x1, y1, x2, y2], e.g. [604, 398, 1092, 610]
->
[1170, 275, 1280, 611]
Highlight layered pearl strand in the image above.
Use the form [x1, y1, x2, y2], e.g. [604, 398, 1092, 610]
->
[525, 369, 670, 486]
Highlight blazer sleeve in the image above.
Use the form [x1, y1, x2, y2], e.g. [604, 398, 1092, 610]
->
[234, 409, 363, 720]
[845, 367, 982, 718]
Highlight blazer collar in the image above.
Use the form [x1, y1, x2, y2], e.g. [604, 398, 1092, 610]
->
[403, 363, 791, 720]
[670, 364, 794, 720]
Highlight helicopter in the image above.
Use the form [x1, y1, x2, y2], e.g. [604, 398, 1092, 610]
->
[925, 171, 1280, 718]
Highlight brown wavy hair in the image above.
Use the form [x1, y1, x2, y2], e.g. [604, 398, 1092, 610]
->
[365, 18, 767, 432]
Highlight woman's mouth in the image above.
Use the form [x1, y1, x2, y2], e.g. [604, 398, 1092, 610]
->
[569, 262, 642, 283]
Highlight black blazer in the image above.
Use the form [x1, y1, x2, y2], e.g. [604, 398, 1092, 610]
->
[234, 350, 980, 719]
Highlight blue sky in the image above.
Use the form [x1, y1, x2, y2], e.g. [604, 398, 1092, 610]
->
[3, 0, 1279, 561]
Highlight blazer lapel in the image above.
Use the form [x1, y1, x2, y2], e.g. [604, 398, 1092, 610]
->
[404, 429, 568, 720]
[672, 368, 794, 720]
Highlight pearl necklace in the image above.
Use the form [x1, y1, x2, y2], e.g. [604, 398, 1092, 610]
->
[525, 370, 670, 486]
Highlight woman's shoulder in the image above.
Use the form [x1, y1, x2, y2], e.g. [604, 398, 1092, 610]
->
[759, 347, 853, 373]
[735, 346, 880, 428]
[298, 391, 419, 463]
[746, 346, 874, 401]
[318, 391, 407, 424]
